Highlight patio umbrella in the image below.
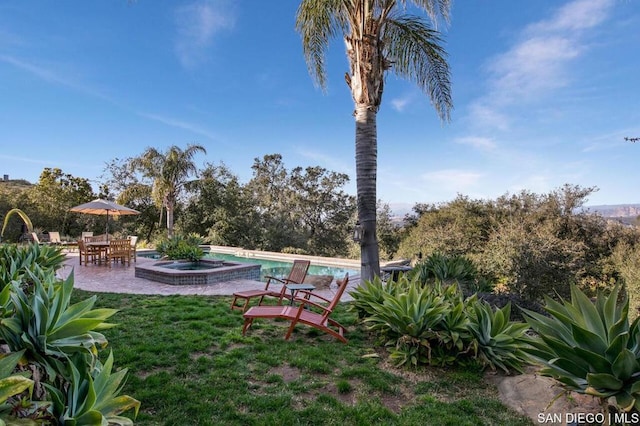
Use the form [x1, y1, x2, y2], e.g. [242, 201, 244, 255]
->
[70, 199, 140, 241]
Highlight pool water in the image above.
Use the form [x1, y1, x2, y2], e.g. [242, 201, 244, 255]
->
[203, 252, 356, 280]
[160, 262, 220, 271]
[138, 251, 356, 279]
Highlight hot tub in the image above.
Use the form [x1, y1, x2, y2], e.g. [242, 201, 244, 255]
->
[134, 259, 261, 285]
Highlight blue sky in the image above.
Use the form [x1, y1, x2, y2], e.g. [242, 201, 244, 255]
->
[1, 0, 639, 213]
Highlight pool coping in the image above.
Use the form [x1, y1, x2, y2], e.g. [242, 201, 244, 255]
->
[137, 245, 361, 272]
[134, 258, 262, 285]
[208, 245, 361, 270]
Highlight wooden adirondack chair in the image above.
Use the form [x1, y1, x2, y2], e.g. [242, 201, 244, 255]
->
[242, 273, 349, 343]
[230, 259, 311, 311]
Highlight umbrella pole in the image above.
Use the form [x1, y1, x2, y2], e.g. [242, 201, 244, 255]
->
[106, 210, 109, 242]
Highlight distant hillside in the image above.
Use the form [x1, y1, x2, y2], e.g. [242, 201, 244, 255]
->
[388, 203, 640, 227]
[0, 179, 33, 191]
[586, 204, 640, 218]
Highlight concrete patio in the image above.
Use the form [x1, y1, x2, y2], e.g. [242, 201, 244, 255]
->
[58, 251, 357, 301]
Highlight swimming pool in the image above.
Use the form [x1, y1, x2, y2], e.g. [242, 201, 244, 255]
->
[139, 250, 357, 280]
[203, 252, 356, 279]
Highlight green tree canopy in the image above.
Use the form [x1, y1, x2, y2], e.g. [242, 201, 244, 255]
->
[131, 144, 206, 238]
[29, 168, 95, 236]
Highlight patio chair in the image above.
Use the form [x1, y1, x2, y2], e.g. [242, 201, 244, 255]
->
[230, 259, 311, 311]
[31, 232, 44, 245]
[128, 236, 138, 262]
[106, 239, 131, 267]
[78, 239, 99, 265]
[48, 231, 76, 250]
[242, 274, 349, 343]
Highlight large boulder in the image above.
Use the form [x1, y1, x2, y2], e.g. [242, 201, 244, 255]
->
[303, 274, 334, 289]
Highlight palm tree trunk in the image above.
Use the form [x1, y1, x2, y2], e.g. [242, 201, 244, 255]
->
[166, 202, 174, 238]
[355, 105, 380, 281]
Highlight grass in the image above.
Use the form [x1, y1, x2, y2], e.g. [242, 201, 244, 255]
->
[75, 290, 534, 426]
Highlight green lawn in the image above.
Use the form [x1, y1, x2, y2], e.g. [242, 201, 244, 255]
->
[78, 291, 533, 426]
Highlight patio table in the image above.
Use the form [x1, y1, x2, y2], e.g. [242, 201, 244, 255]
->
[284, 283, 316, 305]
[86, 241, 109, 265]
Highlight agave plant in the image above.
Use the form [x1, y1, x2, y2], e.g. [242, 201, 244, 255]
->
[0, 244, 66, 291]
[0, 350, 33, 406]
[46, 351, 140, 425]
[0, 350, 51, 425]
[0, 272, 117, 386]
[364, 276, 448, 367]
[348, 275, 404, 319]
[354, 274, 530, 371]
[437, 285, 474, 353]
[467, 300, 530, 373]
[523, 284, 640, 416]
[0, 208, 33, 240]
[411, 252, 481, 295]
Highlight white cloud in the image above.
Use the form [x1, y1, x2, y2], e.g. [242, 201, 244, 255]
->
[0, 54, 113, 101]
[454, 136, 497, 151]
[489, 36, 579, 100]
[421, 169, 483, 190]
[0, 154, 51, 165]
[174, 0, 236, 68]
[582, 128, 636, 152]
[296, 148, 353, 175]
[467, 0, 615, 130]
[0, 55, 64, 84]
[137, 112, 219, 141]
[527, 0, 613, 33]
[466, 101, 510, 131]
[390, 96, 411, 112]
[509, 173, 555, 195]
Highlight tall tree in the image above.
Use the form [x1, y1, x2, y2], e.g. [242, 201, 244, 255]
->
[246, 154, 295, 251]
[296, 0, 453, 280]
[289, 165, 356, 256]
[132, 144, 206, 238]
[182, 162, 260, 248]
[29, 168, 95, 236]
[101, 158, 161, 241]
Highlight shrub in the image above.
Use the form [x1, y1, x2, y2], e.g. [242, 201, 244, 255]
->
[156, 233, 204, 261]
[610, 241, 640, 320]
[523, 284, 640, 416]
[410, 252, 486, 295]
[0, 244, 139, 424]
[0, 243, 66, 291]
[354, 275, 530, 372]
[348, 276, 404, 319]
[282, 246, 309, 255]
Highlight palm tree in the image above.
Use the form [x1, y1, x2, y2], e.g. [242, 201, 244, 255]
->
[296, 0, 453, 281]
[132, 144, 206, 238]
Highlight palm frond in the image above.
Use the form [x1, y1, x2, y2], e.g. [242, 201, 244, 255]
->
[1, 208, 34, 237]
[405, 0, 452, 27]
[296, 0, 350, 91]
[383, 15, 452, 121]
